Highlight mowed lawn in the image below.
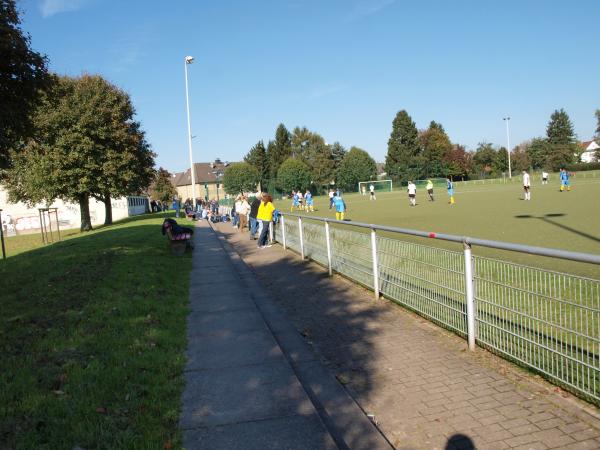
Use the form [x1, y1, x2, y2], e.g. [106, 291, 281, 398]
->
[0, 213, 192, 449]
[291, 178, 600, 279]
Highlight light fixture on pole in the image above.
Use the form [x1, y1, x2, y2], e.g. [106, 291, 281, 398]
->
[503, 117, 512, 179]
[184, 55, 197, 208]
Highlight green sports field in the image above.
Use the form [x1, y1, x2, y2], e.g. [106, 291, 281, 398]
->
[290, 178, 600, 279]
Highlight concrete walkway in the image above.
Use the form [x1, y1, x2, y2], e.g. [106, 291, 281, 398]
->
[180, 221, 391, 450]
[212, 221, 600, 450]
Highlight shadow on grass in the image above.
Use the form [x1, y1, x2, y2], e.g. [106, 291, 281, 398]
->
[515, 213, 600, 245]
[0, 220, 191, 449]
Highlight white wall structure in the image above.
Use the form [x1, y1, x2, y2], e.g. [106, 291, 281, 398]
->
[580, 141, 599, 163]
[0, 187, 148, 235]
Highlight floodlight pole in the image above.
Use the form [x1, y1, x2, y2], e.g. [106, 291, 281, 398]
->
[184, 56, 197, 208]
[503, 117, 512, 179]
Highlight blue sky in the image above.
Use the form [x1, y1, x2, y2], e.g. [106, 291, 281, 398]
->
[19, 0, 600, 172]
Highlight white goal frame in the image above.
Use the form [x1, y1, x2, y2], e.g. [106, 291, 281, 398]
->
[357, 179, 393, 193]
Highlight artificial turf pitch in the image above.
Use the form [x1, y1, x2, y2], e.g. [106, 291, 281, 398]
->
[288, 178, 600, 279]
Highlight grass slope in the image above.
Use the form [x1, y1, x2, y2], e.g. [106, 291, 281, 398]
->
[0, 213, 192, 450]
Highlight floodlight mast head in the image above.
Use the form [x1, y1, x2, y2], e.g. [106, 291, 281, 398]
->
[185, 56, 194, 64]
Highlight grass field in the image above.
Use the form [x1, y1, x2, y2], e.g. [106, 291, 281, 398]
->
[289, 178, 600, 279]
[0, 213, 192, 449]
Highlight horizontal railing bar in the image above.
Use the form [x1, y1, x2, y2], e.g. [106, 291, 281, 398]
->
[280, 213, 600, 266]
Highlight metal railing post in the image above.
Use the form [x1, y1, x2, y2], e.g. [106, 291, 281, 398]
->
[325, 221, 332, 276]
[281, 215, 286, 249]
[370, 228, 380, 300]
[464, 241, 476, 351]
[298, 217, 304, 260]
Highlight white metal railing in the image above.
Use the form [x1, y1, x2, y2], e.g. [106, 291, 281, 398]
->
[276, 213, 600, 404]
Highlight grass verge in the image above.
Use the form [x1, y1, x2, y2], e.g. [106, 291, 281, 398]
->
[0, 212, 193, 450]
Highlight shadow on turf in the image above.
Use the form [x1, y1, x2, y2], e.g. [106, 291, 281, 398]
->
[515, 213, 600, 245]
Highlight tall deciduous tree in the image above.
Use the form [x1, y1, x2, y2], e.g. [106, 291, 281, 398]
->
[419, 121, 452, 177]
[276, 158, 312, 192]
[266, 123, 292, 180]
[0, 0, 49, 170]
[385, 110, 422, 181]
[4, 74, 155, 231]
[524, 138, 551, 169]
[150, 168, 177, 203]
[493, 147, 509, 174]
[329, 142, 347, 175]
[472, 142, 497, 176]
[336, 147, 377, 191]
[222, 162, 259, 195]
[546, 109, 577, 169]
[292, 126, 335, 186]
[244, 140, 268, 190]
[444, 144, 472, 179]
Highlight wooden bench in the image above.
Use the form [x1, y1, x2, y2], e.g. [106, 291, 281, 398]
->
[163, 221, 193, 255]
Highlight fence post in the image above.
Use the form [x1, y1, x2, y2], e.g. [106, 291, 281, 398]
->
[325, 221, 332, 276]
[269, 220, 274, 243]
[0, 209, 5, 260]
[281, 215, 286, 249]
[370, 228, 380, 300]
[463, 241, 476, 351]
[298, 217, 304, 260]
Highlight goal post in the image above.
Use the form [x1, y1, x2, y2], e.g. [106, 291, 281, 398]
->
[357, 180, 393, 193]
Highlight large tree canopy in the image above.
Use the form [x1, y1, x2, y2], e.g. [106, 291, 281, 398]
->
[545, 109, 577, 169]
[385, 110, 421, 181]
[244, 140, 268, 190]
[419, 121, 452, 177]
[0, 0, 49, 170]
[292, 126, 335, 186]
[4, 74, 155, 230]
[276, 158, 312, 192]
[222, 162, 259, 195]
[150, 167, 177, 203]
[336, 147, 377, 191]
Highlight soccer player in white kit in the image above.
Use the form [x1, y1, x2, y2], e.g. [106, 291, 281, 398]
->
[522, 170, 531, 200]
[369, 184, 376, 201]
[407, 181, 417, 206]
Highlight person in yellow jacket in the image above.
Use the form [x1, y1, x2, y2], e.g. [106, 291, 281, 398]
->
[256, 193, 275, 248]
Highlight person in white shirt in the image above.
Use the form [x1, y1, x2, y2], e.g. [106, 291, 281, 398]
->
[522, 170, 531, 200]
[407, 181, 417, 206]
[297, 191, 304, 210]
[329, 189, 335, 209]
[369, 184, 376, 201]
[237, 196, 250, 231]
[542, 171, 549, 185]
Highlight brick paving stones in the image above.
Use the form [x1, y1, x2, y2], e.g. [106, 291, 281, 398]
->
[213, 222, 600, 450]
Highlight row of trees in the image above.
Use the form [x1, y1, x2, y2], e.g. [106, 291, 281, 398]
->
[223, 124, 377, 195]
[1, 0, 156, 230]
[234, 108, 599, 197]
[385, 108, 596, 182]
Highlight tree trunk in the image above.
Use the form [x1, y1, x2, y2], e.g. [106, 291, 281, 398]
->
[79, 193, 93, 231]
[103, 192, 113, 225]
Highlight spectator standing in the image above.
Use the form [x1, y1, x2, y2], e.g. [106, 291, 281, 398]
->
[257, 194, 275, 248]
[248, 193, 262, 240]
[237, 196, 250, 231]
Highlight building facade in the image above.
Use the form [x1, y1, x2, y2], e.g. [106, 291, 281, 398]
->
[579, 141, 599, 163]
[172, 160, 232, 202]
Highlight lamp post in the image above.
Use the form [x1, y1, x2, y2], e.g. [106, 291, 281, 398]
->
[503, 117, 512, 179]
[184, 55, 197, 208]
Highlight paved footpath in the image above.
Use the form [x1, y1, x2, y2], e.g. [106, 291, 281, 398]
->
[212, 221, 600, 450]
[180, 220, 392, 450]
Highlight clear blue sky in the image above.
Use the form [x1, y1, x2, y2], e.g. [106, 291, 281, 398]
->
[19, 0, 600, 172]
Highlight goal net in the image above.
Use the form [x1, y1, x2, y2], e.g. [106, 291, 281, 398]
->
[357, 180, 393, 193]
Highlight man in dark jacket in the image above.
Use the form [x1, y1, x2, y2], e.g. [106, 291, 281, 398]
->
[248, 193, 262, 240]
